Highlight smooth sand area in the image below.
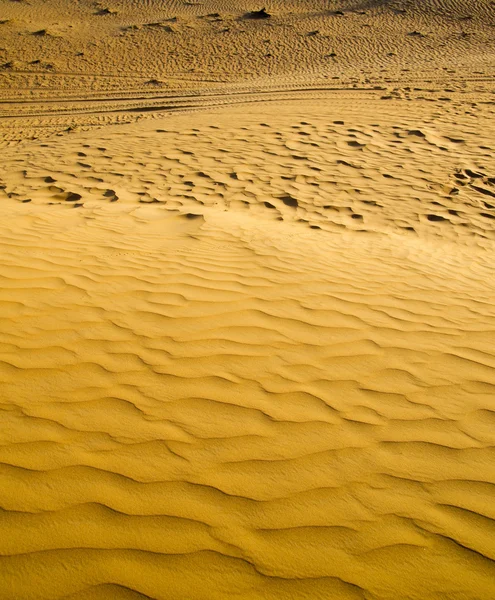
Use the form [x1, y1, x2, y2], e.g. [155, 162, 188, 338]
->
[1, 1, 494, 599]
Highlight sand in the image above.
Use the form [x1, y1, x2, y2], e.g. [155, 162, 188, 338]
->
[1, 1, 495, 599]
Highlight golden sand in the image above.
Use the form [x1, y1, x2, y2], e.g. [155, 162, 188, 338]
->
[1, 1, 494, 599]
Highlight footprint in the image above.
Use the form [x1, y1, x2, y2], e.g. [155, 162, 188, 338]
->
[65, 192, 82, 203]
[464, 169, 485, 179]
[472, 186, 495, 199]
[280, 195, 298, 208]
[427, 214, 448, 222]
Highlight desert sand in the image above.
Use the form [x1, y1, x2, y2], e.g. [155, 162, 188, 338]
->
[1, 1, 495, 599]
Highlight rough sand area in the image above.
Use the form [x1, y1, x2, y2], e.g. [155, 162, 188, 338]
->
[1, 1, 495, 599]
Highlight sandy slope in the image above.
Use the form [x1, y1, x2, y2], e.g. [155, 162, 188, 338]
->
[1, 1, 495, 599]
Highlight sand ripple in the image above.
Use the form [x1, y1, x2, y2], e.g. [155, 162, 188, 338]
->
[1, 2, 495, 591]
[0, 107, 494, 595]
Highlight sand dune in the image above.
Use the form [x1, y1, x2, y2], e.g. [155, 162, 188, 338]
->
[1, 0, 495, 599]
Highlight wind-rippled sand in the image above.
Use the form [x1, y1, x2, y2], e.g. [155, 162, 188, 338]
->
[1, 1, 495, 599]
